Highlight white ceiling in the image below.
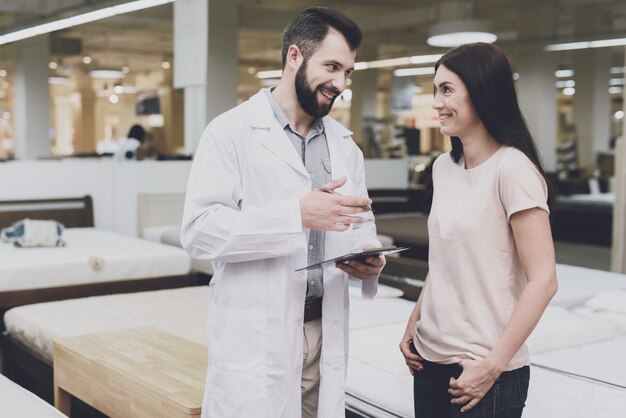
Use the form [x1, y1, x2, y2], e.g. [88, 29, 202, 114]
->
[0, 0, 625, 84]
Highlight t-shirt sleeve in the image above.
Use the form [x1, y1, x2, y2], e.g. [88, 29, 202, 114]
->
[498, 156, 549, 221]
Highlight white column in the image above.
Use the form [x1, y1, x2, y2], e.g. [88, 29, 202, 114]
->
[611, 49, 626, 273]
[573, 48, 611, 169]
[350, 67, 378, 150]
[572, 7, 612, 170]
[14, 34, 50, 159]
[516, 53, 558, 171]
[174, 0, 238, 155]
[516, 4, 557, 171]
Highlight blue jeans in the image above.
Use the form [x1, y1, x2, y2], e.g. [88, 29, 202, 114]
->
[413, 358, 529, 418]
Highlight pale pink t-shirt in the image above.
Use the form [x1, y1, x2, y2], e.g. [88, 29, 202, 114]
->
[413, 145, 549, 371]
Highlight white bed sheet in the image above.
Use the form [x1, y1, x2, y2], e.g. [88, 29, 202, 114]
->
[552, 264, 626, 308]
[0, 374, 66, 417]
[4, 286, 211, 362]
[0, 227, 191, 291]
[5, 282, 403, 363]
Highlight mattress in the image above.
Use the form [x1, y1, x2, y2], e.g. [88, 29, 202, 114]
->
[5, 286, 211, 362]
[0, 227, 191, 291]
[4, 282, 403, 363]
[344, 313, 626, 418]
[552, 264, 626, 308]
[0, 374, 66, 417]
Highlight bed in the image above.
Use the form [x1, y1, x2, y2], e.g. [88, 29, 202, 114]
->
[1, 281, 405, 406]
[0, 373, 67, 417]
[4, 263, 625, 416]
[0, 196, 203, 310]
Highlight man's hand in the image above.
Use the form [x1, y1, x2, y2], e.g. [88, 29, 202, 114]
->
[335, 244, 385, 280]
[300, 177, 372, 232]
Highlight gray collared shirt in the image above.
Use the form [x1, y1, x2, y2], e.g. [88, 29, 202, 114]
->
[264, 88, 330, 300]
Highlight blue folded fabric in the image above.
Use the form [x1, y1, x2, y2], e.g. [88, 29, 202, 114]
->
[0, 219, 66, 247]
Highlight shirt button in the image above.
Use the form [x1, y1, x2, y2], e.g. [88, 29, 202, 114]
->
[310, 281, 315, 285]
[309, 245, 314, 250]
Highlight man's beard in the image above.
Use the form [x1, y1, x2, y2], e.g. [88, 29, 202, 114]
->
[295, 60, 339, 118]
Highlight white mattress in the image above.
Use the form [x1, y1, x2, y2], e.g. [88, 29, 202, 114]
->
[4, 286, 211, 362]
[0, 227, 191, 291]
[552, 264, 626, 308]
[4, 282, 403, 363]
[0, 374, 66, 417]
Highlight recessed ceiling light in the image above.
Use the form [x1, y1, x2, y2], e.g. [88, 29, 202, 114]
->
[427, 20, 497, 47]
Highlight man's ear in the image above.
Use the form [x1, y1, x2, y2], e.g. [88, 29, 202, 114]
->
[286, 44, 303, 69]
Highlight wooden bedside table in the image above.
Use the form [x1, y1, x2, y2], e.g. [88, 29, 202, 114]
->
[53, 327, 207, 418]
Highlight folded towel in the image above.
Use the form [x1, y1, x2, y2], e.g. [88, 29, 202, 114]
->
[0, 219, 66, 247]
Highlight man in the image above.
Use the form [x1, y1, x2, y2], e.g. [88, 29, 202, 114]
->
[181, 7, 384, 418]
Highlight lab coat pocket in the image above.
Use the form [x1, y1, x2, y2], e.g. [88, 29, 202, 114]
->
[209, 307, 268, 400]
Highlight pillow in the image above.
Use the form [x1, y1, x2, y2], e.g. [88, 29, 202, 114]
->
[0, 219, 65, 247]
[585, 289, 626, 315]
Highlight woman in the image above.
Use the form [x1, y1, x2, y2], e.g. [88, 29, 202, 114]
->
[399, 43, 558, 418]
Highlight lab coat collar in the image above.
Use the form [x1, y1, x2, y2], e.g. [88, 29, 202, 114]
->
[249, 89, 354, 179]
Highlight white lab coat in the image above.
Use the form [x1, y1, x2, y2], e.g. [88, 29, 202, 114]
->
[181, 89, 380, 418]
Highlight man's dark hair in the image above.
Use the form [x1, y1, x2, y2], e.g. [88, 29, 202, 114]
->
[281, 7, 362, 68]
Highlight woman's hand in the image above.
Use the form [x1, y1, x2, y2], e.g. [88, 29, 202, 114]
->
[448, 359, 500, 412]
[399, 334, 424, 375]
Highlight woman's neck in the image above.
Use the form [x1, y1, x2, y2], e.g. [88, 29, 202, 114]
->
[460, 130, 501, 169]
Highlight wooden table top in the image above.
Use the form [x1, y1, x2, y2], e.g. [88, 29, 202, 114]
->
[53, 327, 207, 417]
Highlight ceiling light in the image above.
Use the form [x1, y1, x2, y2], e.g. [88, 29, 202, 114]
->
[82, 56, 92, 64]
[256, 70, 283, 79]
[0, 0, 175, 46]
[247, 67, 256, 74]
[615, 110, 625, 120]
[89, 70, 124, 79]
[562, 87, 575, 96]
[512, 72, 520, 80]
[121, 65, 130, 74]
[609, 86, 624, 94]
[610, 78, 625, 86]
[48, 76, 69, 85]
[0, 70, 6, 77]
[257, 54, 443, 81]
[555, 69, 574, 78]
[108, 94, 119, 104]
[546, 37, 626, 52]
[555, 80, 575, 88]
[260, 79, 280, 87]
[610, 67, 626, 74]
[48, 61, 58, 70]
[427, 20, 497, 47]
[161, 60, 170, 70]
[394, 67, 436, 77]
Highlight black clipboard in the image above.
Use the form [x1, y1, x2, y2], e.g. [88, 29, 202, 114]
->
[295, 246, 410, 271]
